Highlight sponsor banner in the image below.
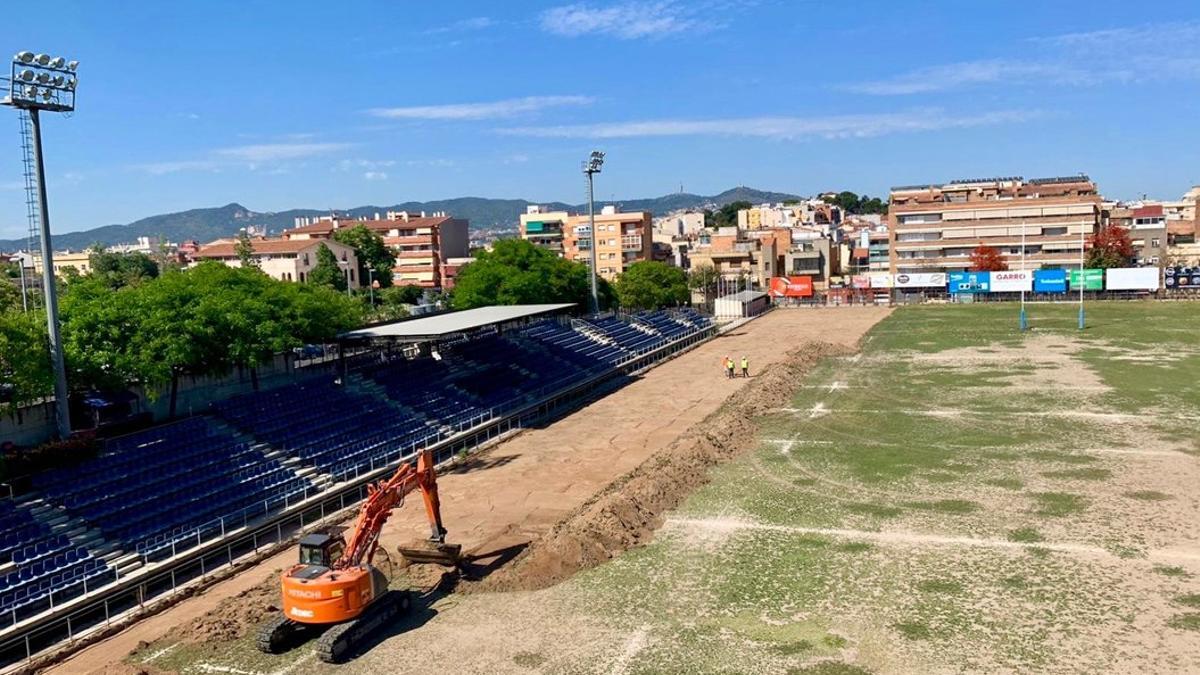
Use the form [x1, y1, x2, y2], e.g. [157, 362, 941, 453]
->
[893, 272, 946, 288]
[989, 270, 1033, 292]
[948, 271, 990, 294]
[1105, 267, 1160, 291]
[1164, 266, 1200, 289]
[1033, 269, 1068, 293]
[868, 273, 893, 289]
[768, 276, 814, 298]
[851, 275, 871, 289]
[1068, 269, 1104, 290]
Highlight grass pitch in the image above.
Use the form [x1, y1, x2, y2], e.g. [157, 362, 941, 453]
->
[132, 302, 1200, 674]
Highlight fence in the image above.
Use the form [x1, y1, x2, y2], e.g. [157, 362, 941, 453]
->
[0, 320, 715, 672]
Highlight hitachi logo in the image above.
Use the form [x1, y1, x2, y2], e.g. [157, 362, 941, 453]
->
[287, 589, 322, 599]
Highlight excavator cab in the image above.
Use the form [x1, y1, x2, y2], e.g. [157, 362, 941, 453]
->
[297, 533, 345, 568]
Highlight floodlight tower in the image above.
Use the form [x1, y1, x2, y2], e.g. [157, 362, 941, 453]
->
[582, 150, 604, 314]
[3, 51, 80, 439]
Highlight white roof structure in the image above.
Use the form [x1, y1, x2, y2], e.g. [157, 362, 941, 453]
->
[340, 304, 575, 341]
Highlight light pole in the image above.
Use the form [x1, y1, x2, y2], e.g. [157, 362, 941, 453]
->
[583, 150, 604, 314]
[336, 261, 352, 297]
[1019, 220, 1027, 331]
[367, 268, 375, 306]
[1078, 223, 1085, 330]
[3, 51, 79, 440]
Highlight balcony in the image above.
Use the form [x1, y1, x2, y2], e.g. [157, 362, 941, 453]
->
[621, 236, 643, 251]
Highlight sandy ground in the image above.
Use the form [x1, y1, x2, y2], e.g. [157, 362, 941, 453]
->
[45, 307, 889, 675]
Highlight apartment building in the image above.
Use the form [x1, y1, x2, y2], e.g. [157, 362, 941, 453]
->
[1104, 204, 1168, 266]
[521, 205, 652, 280]
[738, 201, 840, 230]
[688, 227, 777, 289]
[192, 238, 360, 288]
[888, 175, 1102, 274]
[284, 211, 468, 288]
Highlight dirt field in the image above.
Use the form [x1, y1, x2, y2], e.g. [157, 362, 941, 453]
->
[45, 307, 889, 674]
[121, 302, 1200, 674]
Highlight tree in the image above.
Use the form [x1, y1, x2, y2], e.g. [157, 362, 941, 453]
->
[614, 261, 689, 310]
[0, 279, 20, 313]
[712, 201, 752, 228]
[235, 230, 257, 268]
[332, 224, 396, 288]
[0, 310, 51, 412]
[969, 244, 1009, 272]
[821, 191, 887, 215]
[307, 243, 346, 292]
[381, 284, 423, 306]
[1086, 225, 1134, 269]
[450, 238, 613, 311]
[687, 264, 719, 295]
[88, 249, 159, 289]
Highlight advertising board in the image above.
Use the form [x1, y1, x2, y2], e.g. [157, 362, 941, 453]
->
[893, 272, 947, 288]
[1033, 269, 1067, 293]
[868, 273, 893, 288]
[768, 276, 814, 298]
[1068, 269, 1104, 290]
[948, 271, 990, 294]
[1164, 266, 1200, 289]
[1105, 267, 1160, 291]
[851, 275, 871, 289]
[989, 270, 1032, 292]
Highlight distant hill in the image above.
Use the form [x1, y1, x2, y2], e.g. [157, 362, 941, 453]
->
[0, 187, 801, 251]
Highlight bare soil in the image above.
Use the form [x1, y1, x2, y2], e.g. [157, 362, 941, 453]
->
[42, 307, 889, 674]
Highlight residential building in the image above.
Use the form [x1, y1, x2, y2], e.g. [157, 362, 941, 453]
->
[888, 175, 1102, 274]
[688, 227, 777, 289]
[738, 201, 841, 230]
[783, 237, 839, 289]
[284, 211, 468, 288]
[519, 205, 569, 257]
[31, 250, 93, 277]
[522, 205, 652, 280]
[192, 237, 360, 288]
[1105, 204, 1168, 266]
[653, 210, 706, 237]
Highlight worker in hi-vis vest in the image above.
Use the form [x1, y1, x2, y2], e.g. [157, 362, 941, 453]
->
[741, 356, 749, 378]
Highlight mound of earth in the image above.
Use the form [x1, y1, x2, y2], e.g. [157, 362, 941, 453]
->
[164, 572, 281, 646]
[473, 341, 848, 592]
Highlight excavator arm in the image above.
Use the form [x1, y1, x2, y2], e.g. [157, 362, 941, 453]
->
[337, 448, 445, 570]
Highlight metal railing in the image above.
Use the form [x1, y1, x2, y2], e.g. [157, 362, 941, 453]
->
[0, 319, 716, 672]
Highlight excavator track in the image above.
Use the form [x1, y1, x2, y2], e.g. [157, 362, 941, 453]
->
[314, 590, 411, 664]
[256, 613, 306, 654]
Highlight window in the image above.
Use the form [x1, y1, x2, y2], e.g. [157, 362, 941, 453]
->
[1151, 238, 1161, 248]
[1042, 226, 1068, 236]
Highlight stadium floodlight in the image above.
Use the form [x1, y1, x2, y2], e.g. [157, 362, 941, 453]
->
[2, 50, 81, 439]
[582, 150, 605, 313]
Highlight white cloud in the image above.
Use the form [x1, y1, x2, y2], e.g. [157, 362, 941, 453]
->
[214, 142, 352, 162]
[363, 171, 389, 181]
[504, 153, 531, 164]
[851, 21, 1200, 95]
[426, 16, 494, 34]
[135, 159, 223, 175]
[497, 109, 1039, 140]
[539, 2, 710, 39]
[405, 159, 456, 168]
[367, 95, 593, 121]
[336, 158, 397, 172]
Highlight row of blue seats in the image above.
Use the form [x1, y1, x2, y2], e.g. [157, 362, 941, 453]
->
[0, 559, 110, 625]
[2, 547, 90, 588]
[10, 533, 71, 567]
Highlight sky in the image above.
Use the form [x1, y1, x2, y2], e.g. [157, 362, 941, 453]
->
[2, 0, 1199, 239]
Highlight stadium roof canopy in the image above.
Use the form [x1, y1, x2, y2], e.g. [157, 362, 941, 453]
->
[339, 303, 575, 342]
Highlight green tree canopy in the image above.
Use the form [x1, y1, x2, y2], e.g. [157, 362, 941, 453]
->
[687, 264, 719, 293]
[88, 249, 159, 289]
[235, 230, 257, 268]
[308, 243, 346, 292]
[332, 225, 396, 288]
[614, 261, 689, 310]
[451, 239, 613, 311]
[0, 278, 21, 313]
[822, 191, 887, 215]
[0, 310, 51, 413]
[712, 201, 752, 228]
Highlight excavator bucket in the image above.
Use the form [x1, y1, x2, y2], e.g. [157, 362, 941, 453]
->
[397, 540, 462, 567]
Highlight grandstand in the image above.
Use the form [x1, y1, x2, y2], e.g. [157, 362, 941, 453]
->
[0, 307, 714, 670]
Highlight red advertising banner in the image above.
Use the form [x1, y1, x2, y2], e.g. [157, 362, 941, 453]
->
[769, 276, 814, 297]
[851, 275, 871, 289]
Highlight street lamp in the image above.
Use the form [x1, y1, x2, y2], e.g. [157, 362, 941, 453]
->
[367, 268, 376, 306]
[336, 261, 352, 297]
[582, 150, 604, 314]
[3, 51, 80, 439]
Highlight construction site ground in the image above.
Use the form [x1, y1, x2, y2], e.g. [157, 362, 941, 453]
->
[46, 306, 889, 675]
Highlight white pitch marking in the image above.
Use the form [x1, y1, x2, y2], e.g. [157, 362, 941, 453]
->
[808, 402, 829, 419]
[141, 643, 180, 663]
[611, 624, 651, 675]
[270, 652, 316, 675]
[765, 439, 795, 454]
[194, 665, 261, 675]
[827, 381, 845, 394]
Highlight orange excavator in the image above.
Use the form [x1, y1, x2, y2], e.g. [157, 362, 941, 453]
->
[256, 449, 461, 663]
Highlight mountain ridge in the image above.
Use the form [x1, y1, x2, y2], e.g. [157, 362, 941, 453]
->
[0, 187, 802, 252]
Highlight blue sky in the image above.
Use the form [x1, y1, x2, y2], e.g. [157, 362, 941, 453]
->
[2, 0, 1199, 239]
